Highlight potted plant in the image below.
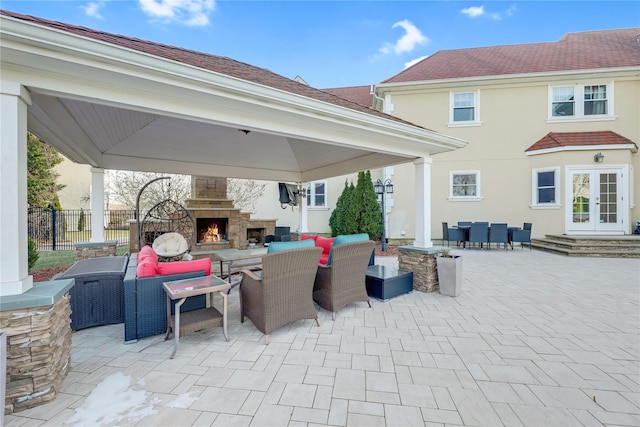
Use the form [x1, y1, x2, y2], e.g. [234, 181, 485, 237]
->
[436, 248, 463, 297]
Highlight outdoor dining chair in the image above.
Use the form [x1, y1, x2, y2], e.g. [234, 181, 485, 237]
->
[468, 222, 489, 249]
[488, 223, 509, 249]
[512, 224, 532, 250]
[442, 222, 464, 247]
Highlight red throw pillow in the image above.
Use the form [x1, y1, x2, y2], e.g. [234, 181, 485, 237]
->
[300, 234, 318, 242]
[319, 253, 329, 265]
[315, 236, 335, 255]
[138, 245, 158, 264]
[157, 258, 211, 276]
[136, 257, 159, 278]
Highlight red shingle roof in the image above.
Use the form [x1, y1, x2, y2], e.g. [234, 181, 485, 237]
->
[385, 28, 640, 83]
[1, 10, 420, 127]
[323, 86, 373, 108]
[526, 131, 637, 152]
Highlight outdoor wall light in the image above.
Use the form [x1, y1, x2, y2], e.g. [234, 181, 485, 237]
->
[594, 152, 604, 163]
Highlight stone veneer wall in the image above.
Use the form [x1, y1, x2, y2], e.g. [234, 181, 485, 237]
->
[74, 240, 118, 260]
[1, 295, 72, 414]
[398, 246, 440, 292]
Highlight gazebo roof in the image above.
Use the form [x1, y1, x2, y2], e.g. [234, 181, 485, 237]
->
[1, 10, 466, 182]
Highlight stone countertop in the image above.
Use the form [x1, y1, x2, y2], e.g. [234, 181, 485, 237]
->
[0, 279, 74, 311]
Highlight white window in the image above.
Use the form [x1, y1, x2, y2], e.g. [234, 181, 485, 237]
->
[449, 171, 481, 199]
[549, 83, 613, 119]
[450, 91, 480, 124]
[531, 167, 561, 208]
[306, 181, 327, 208]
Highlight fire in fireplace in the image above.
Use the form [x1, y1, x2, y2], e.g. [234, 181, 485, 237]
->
[197, 218, 228, 243]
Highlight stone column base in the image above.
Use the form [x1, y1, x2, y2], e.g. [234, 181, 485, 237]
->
[397, 245, 440, 292]
[2, 294, 72, 414]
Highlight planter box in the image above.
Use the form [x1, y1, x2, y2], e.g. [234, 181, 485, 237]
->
[436, 255, 463, 297]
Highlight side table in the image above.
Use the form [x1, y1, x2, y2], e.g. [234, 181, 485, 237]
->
[163, 275, 231, 358]
[366, 265, 413, 301]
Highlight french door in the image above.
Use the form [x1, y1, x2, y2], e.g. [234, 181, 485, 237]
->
[566, 167, 625, 234]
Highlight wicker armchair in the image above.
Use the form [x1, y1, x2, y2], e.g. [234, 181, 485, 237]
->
[313, 240, 376, 320]
[240, 246, 322, 344]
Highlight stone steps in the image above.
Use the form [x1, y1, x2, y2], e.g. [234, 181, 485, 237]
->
[531, 234, 640, 258]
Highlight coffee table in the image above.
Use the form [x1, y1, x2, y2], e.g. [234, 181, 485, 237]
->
[163, 275, 231, 358]
[366, 265, 414, 301]
[211, 247, 267, 281]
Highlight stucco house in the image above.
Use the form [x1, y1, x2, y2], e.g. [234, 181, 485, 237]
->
[324, 28, 639, 241]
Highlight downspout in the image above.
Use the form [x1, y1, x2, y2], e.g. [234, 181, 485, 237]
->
[370, 85, 393, 114]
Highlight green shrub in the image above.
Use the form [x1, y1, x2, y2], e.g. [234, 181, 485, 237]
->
[329, 171, 382, 239]
[355, 171, 382, 240]
[28, 237, 39, 271]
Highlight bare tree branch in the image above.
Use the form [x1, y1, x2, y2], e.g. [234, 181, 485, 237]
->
[227, 178, 267, 213]
[107, 171, 190, 211]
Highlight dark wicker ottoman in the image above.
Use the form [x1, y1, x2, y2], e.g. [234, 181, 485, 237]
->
[54, 255, 129, 330]
[366, 265, 413, 301]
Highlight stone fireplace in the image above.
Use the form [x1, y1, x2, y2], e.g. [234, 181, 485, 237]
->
[186, 177, 276, 251]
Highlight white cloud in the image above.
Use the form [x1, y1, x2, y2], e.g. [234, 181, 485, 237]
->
[461, 4, 517, 21]
[404, 55, 429, 69]
[380, 19, 428, 55]
[138, 0, 215, 27]
[81, 1, 106, 19]
[461, 6, 484, 18]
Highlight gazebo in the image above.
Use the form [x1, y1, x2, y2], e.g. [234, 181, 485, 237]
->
[1, 10, 467, 298]
[0, 10, 467, 413]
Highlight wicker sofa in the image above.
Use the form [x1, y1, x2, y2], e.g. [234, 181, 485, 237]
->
[123, 247, 211, 342]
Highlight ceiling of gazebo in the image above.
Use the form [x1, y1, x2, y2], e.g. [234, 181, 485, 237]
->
[1, 11, 467, 183]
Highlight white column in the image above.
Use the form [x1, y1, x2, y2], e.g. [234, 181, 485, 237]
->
[90, 167, 105, 242]
[414, 157, 433, 248]
[298, 182, 308, 233]
[0, 81, 33, 296]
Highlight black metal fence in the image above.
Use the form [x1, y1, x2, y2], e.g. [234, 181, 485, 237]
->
[28, 208, 136, 251]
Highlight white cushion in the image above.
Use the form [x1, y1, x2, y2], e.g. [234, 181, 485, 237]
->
[152, 232, 189, 257]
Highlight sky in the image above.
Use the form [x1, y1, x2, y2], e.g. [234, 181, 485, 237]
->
[2, 1, 639, 88]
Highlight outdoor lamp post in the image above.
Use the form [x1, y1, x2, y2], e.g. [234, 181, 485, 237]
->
[374, 178, 394, 252]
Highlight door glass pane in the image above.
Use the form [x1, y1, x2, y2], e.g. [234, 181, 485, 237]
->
[572, 173, 590, 223]
[599, 173, 617, 223]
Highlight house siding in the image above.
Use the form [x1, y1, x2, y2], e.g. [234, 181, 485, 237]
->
[380, 74, 639, 240]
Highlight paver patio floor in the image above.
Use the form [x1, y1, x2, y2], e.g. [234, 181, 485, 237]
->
[5, 248, 640, 426]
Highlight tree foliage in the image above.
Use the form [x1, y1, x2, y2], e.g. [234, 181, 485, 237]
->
[329, 171, 382, 238]
[329, 179, 357, 236]
[355, 170, 383, 240]
[27, 133, 65, 208]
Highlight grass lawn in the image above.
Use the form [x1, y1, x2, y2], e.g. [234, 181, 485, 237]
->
[33, 245, 130, 270]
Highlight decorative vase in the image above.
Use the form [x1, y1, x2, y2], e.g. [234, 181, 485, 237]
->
[436, 255, 463, 297]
